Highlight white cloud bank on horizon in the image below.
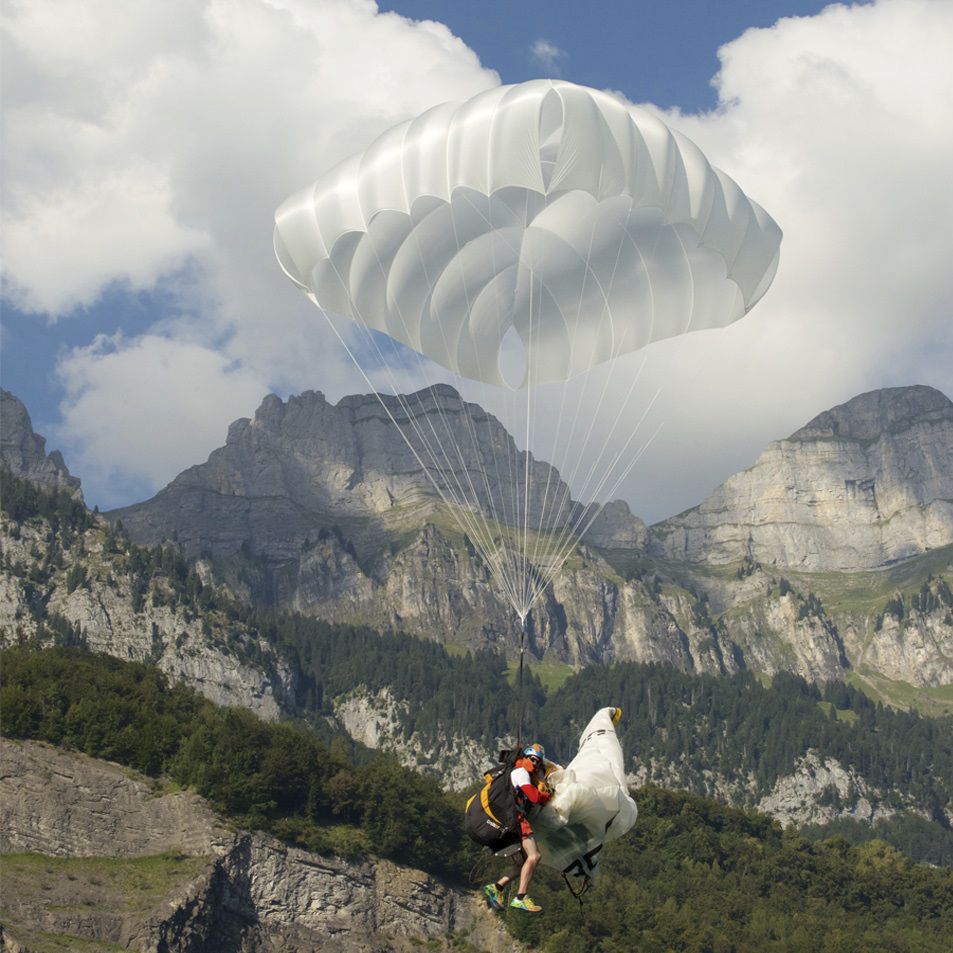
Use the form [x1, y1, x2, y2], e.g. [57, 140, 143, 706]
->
[2, 0, 952, 520]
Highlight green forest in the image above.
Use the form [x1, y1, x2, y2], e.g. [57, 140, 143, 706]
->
[3, 647, 953, 952]
[0, 647, 468, 878]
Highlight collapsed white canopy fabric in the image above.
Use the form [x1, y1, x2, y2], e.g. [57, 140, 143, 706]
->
[274, 79, 782, 387]
[533, 707, 638, 878]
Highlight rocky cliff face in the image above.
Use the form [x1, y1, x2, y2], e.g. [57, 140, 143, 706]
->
[0, 509, 293, 720]
[109, 386, 643, 562]
[5, 386, 953, 694]
[754, 750, 907, 828]
[96, 385, 953, 690]
[0, 389, 82, 500]
[334, 687, 500, 791]
[0, 739, 518, 953]
[653, 386, 953, 571]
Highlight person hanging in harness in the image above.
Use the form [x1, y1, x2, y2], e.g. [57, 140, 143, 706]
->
[480, 743, 559, 914]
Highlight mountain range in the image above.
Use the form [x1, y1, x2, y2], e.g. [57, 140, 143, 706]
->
[3, 382, 953, 698]
[93, 383, 953, 695]
[3, 381, 953, 778]
[3, 382, 953, 949]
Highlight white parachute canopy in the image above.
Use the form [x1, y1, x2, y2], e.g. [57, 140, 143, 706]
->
[275, 80, 781, 388]
[533, 707, 638, 879]
[273, 80, 782, 624]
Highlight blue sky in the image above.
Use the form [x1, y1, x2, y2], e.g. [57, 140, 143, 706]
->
[377, 1, 836, 109]
[2, 0, 951, 521]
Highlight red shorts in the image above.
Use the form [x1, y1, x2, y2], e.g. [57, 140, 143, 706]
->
[520, 817, 534, 838]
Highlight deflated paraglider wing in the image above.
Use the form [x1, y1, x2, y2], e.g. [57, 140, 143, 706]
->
[532, 707, 638, 880]
[274, 79, 782, 387]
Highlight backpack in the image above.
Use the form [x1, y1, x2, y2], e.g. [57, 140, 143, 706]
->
[464, 750, 520, 850]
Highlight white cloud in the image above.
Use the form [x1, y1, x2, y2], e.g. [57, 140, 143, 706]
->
[596, 0, 953, 520]
[530, 38, 567, 76]
[1, 0, 498, 502]
[54, 333, 268, 505]
[2, 0, 952, 523]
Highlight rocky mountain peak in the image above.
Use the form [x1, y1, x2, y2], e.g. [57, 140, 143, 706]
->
[792, 385, 953, 442]
[0, 389, 82, 500]
[111, 388, 645, 581]
[653, 384, 953, 571]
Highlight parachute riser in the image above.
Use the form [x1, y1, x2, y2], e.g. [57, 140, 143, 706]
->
[516, 611, 527, 749]
[562, 871, 592, 907]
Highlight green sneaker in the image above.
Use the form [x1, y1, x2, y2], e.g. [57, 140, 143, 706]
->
[483, 883, 504, 910]
[510, 895, 542, 913]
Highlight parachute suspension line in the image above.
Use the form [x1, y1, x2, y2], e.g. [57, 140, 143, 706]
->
[529, 411, 663, 609]
[545, 207, 631, 513]
[521, 267, 535, 616]
[522, 210, 622, 610]
[367, 213, 530, 615]
[319, 262, 525, 616]
[436, 188, 557, 622]
[417, 207, 521, 603]
[562, 872, 591, 905]
[528, 386, 664, 607]
[561, 227, 657, 509]
[516, 614, 527, 749]
[392, 190, 519, 613]
[442, 195, 530, 612]
[522, 214, 666, 611]
[527, 210, 607, 590]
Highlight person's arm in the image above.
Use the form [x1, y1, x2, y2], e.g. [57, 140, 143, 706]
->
[512, 765, 551, 804]
[520, 781, 550, 804]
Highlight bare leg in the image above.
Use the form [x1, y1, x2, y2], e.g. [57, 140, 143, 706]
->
[495, 848, 525, 889]
[517, 837, 541, 895]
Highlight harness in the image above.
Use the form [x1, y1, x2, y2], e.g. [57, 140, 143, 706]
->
[464, 751, 521, 850]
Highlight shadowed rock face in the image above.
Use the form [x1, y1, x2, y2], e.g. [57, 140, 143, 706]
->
[0, 740, 519, 953]
[651, 386, 953, 571]
[0, 389, 82, 500]
[107, 387, 645, 574]
[108, 386, 564, 547]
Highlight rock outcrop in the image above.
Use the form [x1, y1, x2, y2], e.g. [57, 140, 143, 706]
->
[0, 389, 82, 500]
[652, 386, 953, 571]
[0, 739, 230, 858]
[0, 739, 519, 953]
[334, 687, 500, 790]
[755, 750, 903, 828]
[0, 510, 293, 720]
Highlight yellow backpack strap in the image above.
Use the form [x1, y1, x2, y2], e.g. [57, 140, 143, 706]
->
[480, 777, 503, 826]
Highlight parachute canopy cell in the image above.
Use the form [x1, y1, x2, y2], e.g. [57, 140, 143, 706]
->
[533, 707, 638, 879]
[274, 79, 782, 387]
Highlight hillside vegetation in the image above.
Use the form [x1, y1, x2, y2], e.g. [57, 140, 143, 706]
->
[4, 647, 953, 952]
[249, 607, 953, 864]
